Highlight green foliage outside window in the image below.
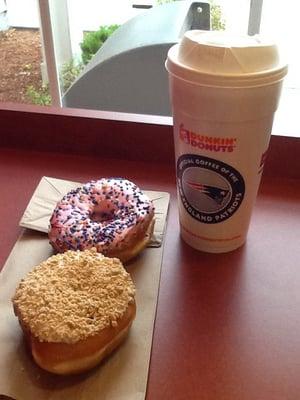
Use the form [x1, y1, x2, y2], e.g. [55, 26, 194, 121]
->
[210, 1, 226, 30]
[80, 24, 120, 65]
[60, 59, 84, 92]
[26, 84, 51, 106]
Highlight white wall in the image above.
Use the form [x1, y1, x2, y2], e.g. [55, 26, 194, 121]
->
[6, 0, 40, 27]
[4, 0, 252, 35]
[50, 0, 72, 67]
[5, 0, 152, 30]
[0, 0, 7, 14]
[5, 0, 152, 60]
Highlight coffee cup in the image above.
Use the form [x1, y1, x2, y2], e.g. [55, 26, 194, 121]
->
[166, 30, 287, 253]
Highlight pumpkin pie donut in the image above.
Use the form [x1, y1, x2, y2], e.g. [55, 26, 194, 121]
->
[12, 248, 136, 375]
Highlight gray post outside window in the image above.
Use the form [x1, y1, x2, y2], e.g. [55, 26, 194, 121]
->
[38, 0, 62, 107]
[248, 0, 263, 35]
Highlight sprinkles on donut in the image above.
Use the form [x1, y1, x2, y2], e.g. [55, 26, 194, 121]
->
[48, 178, 155, 262]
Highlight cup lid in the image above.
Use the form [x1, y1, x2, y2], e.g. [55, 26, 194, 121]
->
[166, 30, 288, 87]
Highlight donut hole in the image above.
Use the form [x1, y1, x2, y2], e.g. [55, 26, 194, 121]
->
[91, 210, 115, 223]
[91, 204, 117, 223]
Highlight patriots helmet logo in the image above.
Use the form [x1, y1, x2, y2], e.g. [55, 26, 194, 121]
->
[177, 154, 245, 223]
[186, 181, 230, 205]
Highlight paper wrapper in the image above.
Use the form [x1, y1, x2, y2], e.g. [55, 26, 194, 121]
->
[0, 177, 170, 400]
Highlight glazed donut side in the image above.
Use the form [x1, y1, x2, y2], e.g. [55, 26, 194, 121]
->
[49, 178, 155, 261]
[12, 249, 137, 375]
[18, 302, 136, 375]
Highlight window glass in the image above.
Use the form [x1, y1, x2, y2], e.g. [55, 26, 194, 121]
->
[260, 0, 299, 90]
[260, 0, 300, 135]
[54, 0, 214, 113]
[59, 0, 151, 96]
[54, 0, 251, 114]
[216, 0, 250, 34]
[0, 0, 47, 104]
[1, 0, 251, 109]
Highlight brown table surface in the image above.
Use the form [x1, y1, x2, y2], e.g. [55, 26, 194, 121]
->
[1, 144, 300, 400]
[0, 103, 300, 400]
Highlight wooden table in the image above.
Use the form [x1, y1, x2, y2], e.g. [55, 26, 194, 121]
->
[1, 104, 300, 400]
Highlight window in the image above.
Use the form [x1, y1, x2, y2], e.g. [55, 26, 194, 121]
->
[259, 0, 300, 136]
[1, 0, 299, 136]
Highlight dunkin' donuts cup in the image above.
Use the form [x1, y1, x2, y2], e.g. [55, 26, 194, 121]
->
[166, 30, 287, 253]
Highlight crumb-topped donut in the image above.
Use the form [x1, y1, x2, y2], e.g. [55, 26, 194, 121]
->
[12, 248, 136, 375]
[49, 178, 155, 262]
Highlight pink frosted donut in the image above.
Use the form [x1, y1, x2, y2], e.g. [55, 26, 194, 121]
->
[49, 178, 155, 262]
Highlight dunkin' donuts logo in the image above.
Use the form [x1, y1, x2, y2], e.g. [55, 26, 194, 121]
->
[177, 154, 245, 224]
[179, 124, 237, 153]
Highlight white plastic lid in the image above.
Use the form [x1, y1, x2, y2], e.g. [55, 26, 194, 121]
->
[166, 30, 288, 87]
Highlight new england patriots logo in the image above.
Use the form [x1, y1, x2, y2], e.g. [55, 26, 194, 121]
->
[186, 181, 229, 205]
